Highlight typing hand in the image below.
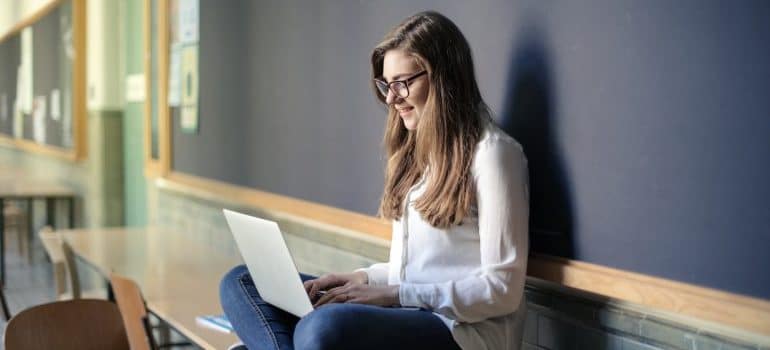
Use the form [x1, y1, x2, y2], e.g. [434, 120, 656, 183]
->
[313, 284, 399, 308]
[304, 271, 368, 303]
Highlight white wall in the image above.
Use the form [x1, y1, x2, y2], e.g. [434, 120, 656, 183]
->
[86, 0, 123, 110]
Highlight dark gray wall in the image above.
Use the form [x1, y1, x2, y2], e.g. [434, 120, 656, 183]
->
[31, 6, 64, 147]
[0, 4, 71, 148]
[172, 0, 770, 299]
[0, 35, 20, 136]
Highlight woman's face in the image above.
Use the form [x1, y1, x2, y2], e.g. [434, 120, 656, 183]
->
[382, 49, 429, 130]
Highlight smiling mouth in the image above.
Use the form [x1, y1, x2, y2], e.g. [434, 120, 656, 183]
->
[396, 106, 414, 115]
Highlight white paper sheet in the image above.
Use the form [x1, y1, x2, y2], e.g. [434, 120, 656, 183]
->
[179, 0, 199, 44]
[50, 89, 61, 120]
[21, 28, 33, 114]
[180, 44, 199, 133]
[33, 96, 46, 143]
[1, 94, 7, 121]
[168, 43, 182, 107]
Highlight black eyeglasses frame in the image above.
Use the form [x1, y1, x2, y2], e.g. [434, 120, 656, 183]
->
[373, 70, 428, 99]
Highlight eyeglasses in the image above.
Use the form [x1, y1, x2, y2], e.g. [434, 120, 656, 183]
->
[373, 70, 427, 99]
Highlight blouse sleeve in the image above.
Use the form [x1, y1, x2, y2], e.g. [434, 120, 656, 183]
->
[354, 262, 390, 286]
[398, 139, 529, 323]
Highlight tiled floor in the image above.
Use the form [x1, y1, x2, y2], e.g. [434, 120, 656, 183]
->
[0, 227, 58, 348]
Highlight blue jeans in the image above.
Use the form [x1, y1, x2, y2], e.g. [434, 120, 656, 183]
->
[220, 265, 462, 350]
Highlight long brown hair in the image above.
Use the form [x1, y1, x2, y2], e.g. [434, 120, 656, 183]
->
[372, 11, 486, 229]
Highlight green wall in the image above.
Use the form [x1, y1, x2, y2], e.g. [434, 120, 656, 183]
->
[121, 0, 147, 226]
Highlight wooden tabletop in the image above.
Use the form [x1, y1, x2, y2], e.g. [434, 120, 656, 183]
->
[0, 181, 76, 198]
[59, 227, 241, 350]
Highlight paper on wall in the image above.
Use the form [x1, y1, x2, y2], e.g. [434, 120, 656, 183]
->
[50, 89, 61, 120]
[63, 89, 72, 147]
[16, 65, 28, 115]
[33, 96, 46, 143]
[168, 43, 182, 107]
[178, 0, 199, 44]
[1, 94, 7, 121]
[12, 99, 22, 138]
[180, 44, 198, 133]
[125, 74, 145, 102]
[21, 28, 33, 114]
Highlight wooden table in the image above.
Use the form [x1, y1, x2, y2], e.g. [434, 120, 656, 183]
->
[0, 181, 76, 283]
[60, 227, 241, 350]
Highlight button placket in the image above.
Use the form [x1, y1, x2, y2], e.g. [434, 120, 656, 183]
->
[400, 175, 426, 283]
[400, 189, 410, 281]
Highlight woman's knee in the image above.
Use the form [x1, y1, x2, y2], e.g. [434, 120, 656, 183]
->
[219, 265, 250, 306]
[294, 304, 362, 350]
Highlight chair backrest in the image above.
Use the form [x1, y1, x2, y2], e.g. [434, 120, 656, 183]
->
[3, 201, 23, 227]
[110, 273, 154, 350]
[61, 238, 81, 299]
[4, 299, 130, 350]
[38, 226, 67, 298]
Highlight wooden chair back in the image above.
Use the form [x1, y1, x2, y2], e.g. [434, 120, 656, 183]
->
[110, 273, 155, 350]
[38, 226, 68, 298]
[4, 299, 130, 350]
[61, 238, 81, 299]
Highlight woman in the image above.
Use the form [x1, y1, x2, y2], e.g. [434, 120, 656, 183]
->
[220, 10, 529, 350]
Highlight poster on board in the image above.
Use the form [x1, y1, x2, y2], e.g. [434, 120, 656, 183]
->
[180, 44, 198, 133]
[32, 96, 46, 144]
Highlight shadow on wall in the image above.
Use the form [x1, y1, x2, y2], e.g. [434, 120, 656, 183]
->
[498, 24, 575, 261]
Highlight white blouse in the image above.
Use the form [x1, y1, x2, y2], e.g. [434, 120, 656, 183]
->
[358, 118, 530, 350]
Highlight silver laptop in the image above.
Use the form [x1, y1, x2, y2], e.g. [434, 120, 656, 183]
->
[223, 209, 314, 317]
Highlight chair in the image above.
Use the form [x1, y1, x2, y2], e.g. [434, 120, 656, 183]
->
[38, 227, 104, 300]
[38, 227, 68, 298]
[0, 278, 8, 321]
[110, 273, 192, 350]
[4, 299, 130, 350]
[0, 201, 24, 320]
[110, 273, 154, 350]
[61, 236, 82, 298]
[3, 201, 29, 260]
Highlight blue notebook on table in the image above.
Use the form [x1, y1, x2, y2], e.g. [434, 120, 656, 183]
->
[195, 314, 233, 333]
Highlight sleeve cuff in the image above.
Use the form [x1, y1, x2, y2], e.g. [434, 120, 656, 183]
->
[354, 266, 388, 286]
[399, 282, 429, 308]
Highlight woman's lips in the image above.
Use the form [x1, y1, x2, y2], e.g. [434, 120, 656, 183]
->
[397, 106, 414, 116]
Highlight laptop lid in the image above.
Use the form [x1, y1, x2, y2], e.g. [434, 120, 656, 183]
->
[223, 209, 314, 317]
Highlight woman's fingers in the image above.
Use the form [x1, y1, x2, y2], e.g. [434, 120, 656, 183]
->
[309, 280, 324, 299]
[313, 285, 374, 307]
[305, 275, 330, 298]
[313, 286, 346, 307]
[313, 290, 333, 307]
[307, 274, 373, 306]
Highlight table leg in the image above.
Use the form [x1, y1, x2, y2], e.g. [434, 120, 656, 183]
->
[107, 280, 115, 302]
[0, 287, 9, 320]
[46, 197, 55, 228]
[0, 198, 5, 286]
[27, 199, 36, 264]
[156, 319, 171, 347]
[68, 197, 75, 228]
[0, 198, 7, 321]
[27, 199, 34, 244]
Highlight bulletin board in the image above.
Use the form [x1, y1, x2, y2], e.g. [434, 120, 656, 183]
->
[0, 0, 86, 161]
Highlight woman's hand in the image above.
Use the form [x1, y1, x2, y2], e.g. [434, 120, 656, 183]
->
[313, 284, 400, 308]
[304, 271, 368, 303]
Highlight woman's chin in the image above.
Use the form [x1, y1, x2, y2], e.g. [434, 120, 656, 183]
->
[401, 115, 418, 130]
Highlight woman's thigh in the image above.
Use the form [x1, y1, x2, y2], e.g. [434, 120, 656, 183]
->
[219, 265, 317, 350]
[294, 303, 460, 350]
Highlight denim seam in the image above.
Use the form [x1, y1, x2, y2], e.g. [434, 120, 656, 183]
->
[238, 272, 281, 350]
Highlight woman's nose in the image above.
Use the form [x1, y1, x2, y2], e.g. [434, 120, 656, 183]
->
[385, 90, 399, 105]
